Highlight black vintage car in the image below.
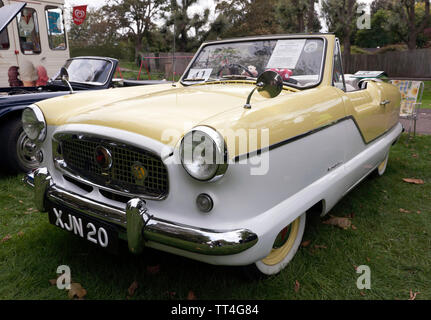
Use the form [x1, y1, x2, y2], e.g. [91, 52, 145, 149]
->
[0, 3, 165, 173]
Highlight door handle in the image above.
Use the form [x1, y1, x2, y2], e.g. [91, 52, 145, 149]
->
[380, 100, 390, 106]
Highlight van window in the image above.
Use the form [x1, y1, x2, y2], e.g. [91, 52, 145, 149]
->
[0, 0, 10, 50]
[16, 7, 41, 54]
[45, 6, 66, 50]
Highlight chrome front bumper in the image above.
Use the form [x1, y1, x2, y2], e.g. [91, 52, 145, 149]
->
[25, 168, 258, 256]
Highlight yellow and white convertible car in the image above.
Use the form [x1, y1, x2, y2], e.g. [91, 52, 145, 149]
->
[24, 34, 402, 275]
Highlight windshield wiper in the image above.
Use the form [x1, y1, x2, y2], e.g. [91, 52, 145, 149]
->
[183, 78, 207, 81]
[221, 75, 256, 80]
[182, 77, 220, 83]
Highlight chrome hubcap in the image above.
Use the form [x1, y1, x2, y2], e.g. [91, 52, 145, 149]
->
[16, 131, 40, 169]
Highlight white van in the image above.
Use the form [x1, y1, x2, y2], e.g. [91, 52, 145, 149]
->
[0, 0, 69, 87]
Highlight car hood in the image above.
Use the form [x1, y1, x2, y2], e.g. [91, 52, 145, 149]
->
[38, 82, 289, 146]
[0, 2, 25, 33]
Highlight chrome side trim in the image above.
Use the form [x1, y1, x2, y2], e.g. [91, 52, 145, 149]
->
[32, 168, 258, 256]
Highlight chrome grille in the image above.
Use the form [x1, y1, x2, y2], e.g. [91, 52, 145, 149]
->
[57, 135, 168, 199]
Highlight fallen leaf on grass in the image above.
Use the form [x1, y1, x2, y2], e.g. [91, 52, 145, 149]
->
[17, 231, 24, 237]
[314, 245, 327, 249]
[49, 279, 57, 286]
[294, 280, 300, 293]
[351, 225, 357, 230]
[360, 291, 366, 296]
[1, 234, 12, 243]
[146, 265, 160, 275]
[187, 291, 197, 300]
[402, 178, 424, 185]
[301, 240, 311, 247]
[366, 257, 371, 262]
[417, 210, 421, 214]
[24, 208, 36, 215]
[409, 290, 420, 300]
[68, 283, 87, 300]
[323, 216, 352, 230]
[127, 281, 139, 297]
[399, 208, 410, 213]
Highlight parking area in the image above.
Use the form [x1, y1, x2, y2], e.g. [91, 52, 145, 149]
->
[400, 109, 431, 135]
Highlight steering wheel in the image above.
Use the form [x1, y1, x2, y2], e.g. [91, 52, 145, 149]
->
[217, 63, 255, 77]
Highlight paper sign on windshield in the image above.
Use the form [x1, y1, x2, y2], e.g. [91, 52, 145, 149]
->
[266, 40, 306, 70]
[187, 68, 213, 81]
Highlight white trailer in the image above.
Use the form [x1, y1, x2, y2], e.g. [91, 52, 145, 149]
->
[0, 0, 69, 86]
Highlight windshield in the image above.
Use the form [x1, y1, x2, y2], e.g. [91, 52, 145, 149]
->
[54, 58, 113, 85]
[183, 38, 325, 88]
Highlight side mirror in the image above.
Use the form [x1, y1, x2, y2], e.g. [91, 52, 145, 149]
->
[244, 70, 283, 109]
[60, 67, 73, 93]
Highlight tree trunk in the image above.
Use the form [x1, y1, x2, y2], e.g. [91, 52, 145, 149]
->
[408, 33, 417, 50]
[343, 35, 351, 73]
[135, 35, 143, 63]
[297, 12, 304, 32]
[307, 0, 315, 32]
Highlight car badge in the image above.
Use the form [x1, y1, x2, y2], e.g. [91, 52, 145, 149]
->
[131, 162, 148, 185]
[94, 146, 113, 170]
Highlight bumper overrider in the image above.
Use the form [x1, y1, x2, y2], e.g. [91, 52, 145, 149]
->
[24, 168, 258, 256]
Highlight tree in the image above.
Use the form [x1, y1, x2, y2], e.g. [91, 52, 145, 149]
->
[214, 0, 251, 27]
[355, 9, 398, 47]
[276, 0, 320, 33]
[102, 0, 168, 59]
[321, 0, 358, 70]
[68, 8, 119, 46]
[386, 0, 430, 49]
[214, 0, 280, 37]
[163, 0, 210, 52]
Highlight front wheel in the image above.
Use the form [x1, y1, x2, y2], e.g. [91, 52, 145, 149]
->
[0, 118, 41, 173]
[254, 213, 306, 276]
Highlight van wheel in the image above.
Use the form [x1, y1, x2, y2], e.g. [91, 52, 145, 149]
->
[244, 213, 306, 277]
[0, 118, 40, 173]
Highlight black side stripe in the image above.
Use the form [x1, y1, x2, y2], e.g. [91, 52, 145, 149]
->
[233, 116, 399, 163]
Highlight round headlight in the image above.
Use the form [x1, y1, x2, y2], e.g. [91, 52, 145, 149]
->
[22, 104, 46, 143]
[180, 126, 228, 181]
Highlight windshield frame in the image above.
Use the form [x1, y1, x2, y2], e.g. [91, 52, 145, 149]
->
[54, 56, 115, 86]
[180, 35, 328, 90]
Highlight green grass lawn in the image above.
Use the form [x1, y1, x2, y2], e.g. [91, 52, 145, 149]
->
[117, 60, 181, 81]
[0, 133, 430, 300]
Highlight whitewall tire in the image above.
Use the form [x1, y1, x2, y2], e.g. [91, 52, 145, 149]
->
[375, 152, 389, 177]
[254, 212, 306, 276]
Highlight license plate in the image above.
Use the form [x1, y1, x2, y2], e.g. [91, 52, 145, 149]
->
[47, 203, 119, 253]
